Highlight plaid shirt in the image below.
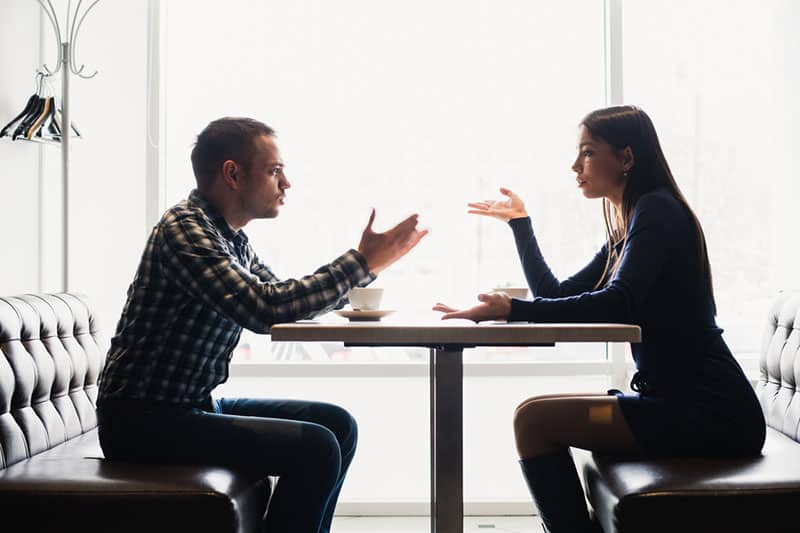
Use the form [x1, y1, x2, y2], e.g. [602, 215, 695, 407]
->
[98, 189, 374, 405]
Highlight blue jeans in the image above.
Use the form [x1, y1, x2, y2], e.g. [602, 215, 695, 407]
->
[97, 397, 358, 533]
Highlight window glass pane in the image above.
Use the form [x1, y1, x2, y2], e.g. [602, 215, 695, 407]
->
[622, 0, 800, 354]
[165, 0, 607, 362]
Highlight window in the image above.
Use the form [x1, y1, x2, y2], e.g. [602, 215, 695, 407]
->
[156, 0, 798, 509]
[164, 0, 608, 362]
[622, 0, 800, 355]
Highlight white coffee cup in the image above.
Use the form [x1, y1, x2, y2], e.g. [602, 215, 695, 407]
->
[492, 287, 529, 299]
[348, 287, 384, 310]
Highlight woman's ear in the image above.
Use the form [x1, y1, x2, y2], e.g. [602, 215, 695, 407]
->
[622, 146, 635, 172]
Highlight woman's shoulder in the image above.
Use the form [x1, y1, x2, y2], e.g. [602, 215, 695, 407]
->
[632, 187, 689, 222]
[633, 187, 683, 214]
[630, 187, 693, 234]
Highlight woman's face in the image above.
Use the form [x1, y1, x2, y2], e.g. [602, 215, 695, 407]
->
[571, 125, 629, 205]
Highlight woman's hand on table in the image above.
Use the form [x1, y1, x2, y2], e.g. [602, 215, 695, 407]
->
[432, 292, 512, 322]
[467, 187, 528, 223]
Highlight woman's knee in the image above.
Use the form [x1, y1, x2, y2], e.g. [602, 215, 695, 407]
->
[512, 398, 556, 455]
[513, 397, 551, 434]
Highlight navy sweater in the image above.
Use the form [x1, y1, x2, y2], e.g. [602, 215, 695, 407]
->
[507, 188, 724, 387]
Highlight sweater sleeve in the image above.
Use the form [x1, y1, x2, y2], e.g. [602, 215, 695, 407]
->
[509, 216, 608, 298]
[507, 193, 679, 324]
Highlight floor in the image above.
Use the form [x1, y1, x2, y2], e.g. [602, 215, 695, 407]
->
[332, 515, 542, 532]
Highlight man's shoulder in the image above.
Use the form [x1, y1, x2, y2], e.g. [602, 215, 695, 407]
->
[159, 198, 212, 230]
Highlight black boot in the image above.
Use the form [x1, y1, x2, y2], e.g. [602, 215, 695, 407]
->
[519, 449, 600, 533]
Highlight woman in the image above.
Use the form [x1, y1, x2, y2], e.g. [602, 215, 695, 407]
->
[433, 105, 765, 532]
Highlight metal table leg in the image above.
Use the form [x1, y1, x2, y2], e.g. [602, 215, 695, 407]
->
[430, 347, 463, 533]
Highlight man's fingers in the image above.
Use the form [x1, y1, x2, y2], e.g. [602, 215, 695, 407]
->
[387, 214, 423, 240]
[398, 213, 420, 230]
[365, 208, 376, 231]
[406, 228, 429, 249]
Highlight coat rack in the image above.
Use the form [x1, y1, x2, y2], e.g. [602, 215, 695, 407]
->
[37, 0, 100, 291]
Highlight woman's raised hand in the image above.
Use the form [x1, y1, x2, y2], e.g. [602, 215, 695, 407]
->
[467, 187, 528, 223]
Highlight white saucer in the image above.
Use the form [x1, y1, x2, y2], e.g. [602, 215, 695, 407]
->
[335, 309, 395, 321]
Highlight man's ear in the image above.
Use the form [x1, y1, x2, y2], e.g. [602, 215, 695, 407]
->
[221, 160, 240, 190]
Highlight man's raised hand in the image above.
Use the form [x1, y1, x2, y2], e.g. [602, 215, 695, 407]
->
[358, 209, 429, 274]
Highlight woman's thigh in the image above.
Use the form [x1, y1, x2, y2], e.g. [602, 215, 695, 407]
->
[513, 394, 642, 457]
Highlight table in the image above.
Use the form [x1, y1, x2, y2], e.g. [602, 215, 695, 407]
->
[270, 319, 641, 533]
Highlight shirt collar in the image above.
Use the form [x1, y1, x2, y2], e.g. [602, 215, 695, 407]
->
[187, 189, 249, 246]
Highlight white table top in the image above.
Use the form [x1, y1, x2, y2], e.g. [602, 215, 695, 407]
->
[270, 318, 641, 347]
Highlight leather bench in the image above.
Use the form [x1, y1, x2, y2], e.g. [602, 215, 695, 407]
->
[0, 293, 270, 533]
[581, 290, 800, 532]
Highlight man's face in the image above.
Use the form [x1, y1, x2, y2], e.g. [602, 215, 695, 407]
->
[238, 135, 291, 220]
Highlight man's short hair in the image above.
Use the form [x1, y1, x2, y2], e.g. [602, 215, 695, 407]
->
[190, 117, 275, 183]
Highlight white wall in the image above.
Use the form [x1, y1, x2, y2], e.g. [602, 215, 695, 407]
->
[0, 1, 41, 294]
[0, 0, 149, 333]
[64, 0, 149, 331]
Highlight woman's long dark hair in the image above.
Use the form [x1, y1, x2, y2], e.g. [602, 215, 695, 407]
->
[582, 105, 716, 313]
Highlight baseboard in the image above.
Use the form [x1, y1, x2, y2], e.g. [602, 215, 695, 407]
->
[336, 500, 536, 516]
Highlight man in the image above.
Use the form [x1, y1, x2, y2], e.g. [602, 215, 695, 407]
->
[96, 117, 428, 533]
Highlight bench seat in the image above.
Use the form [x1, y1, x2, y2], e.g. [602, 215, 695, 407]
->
[0, 293, 270, 533]
[581, 291, 800, 533]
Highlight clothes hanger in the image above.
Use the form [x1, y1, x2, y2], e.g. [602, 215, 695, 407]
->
[36, 77, 58, 140]
[0, 73, 44, 139]
[13, 95, 45, 140]
[40, 97, 58, 139]
[0, 95, 39, 138]
[11, 73, 49, 140]
[27, 96, 52, 140]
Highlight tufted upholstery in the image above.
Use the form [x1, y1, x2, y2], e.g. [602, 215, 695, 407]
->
[0, 293, 102, 467]
[582, 290, 800, 533]
[0, 293, 269, 533]
[756, 291, 800, 440]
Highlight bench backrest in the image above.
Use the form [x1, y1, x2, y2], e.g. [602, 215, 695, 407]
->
[756, 291, 800, 442]
[0, 293, 104, 469]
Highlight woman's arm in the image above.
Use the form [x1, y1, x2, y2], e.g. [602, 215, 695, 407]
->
[508, 192, 682, 324]
[510, 216, 608, 298]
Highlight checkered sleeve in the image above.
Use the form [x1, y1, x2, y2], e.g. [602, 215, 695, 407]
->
[159, 215, 374, 333]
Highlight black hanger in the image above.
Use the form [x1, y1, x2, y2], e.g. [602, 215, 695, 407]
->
[0, 94, 38, 138]
[12, 95, 45, 140]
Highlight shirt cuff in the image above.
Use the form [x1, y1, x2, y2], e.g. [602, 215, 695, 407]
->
[345, 249, 377, 286]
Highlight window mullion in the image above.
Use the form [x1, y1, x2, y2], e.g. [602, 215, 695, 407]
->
[604, 0, 624, 105]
